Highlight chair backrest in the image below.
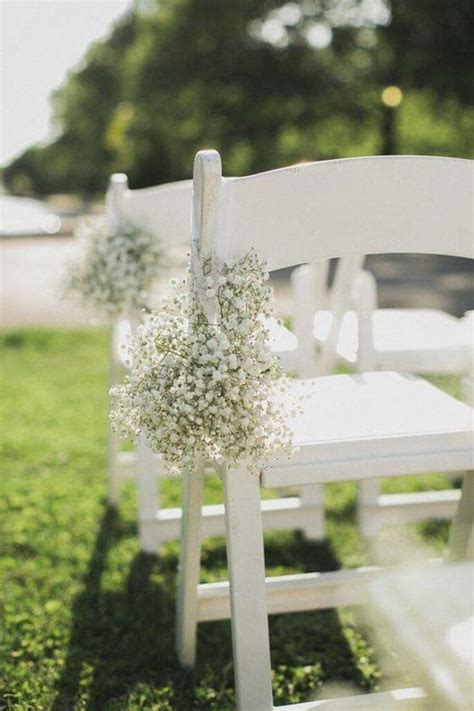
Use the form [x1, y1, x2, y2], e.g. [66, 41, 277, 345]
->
[192, 151, 473, 271]
[106, 173, 192, 245]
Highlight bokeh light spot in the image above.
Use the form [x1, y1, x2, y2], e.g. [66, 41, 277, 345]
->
[381, 85, 403, 107]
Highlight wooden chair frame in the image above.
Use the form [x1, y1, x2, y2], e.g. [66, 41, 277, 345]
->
[105, 173, 324, 551]
[176, 151, 474, 710]
[291, 252, 473, 538]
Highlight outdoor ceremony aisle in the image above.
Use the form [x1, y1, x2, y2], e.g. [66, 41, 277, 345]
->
[0, 328, 459, 709]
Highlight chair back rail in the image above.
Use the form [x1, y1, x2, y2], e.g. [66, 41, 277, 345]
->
[193, 153, 473, 269]
[107, 173, 192, 244]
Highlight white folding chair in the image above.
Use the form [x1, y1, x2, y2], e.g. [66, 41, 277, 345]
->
[368, 559, 474, 710]
[311, 262, 473, 379]
[176, 151, 474, 710]
[105, 173, 324, 551]
[106, 173, 192, 508]
[291, 249, 473, 537]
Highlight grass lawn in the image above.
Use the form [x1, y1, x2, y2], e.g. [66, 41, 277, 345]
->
[0, 328, 459, 710]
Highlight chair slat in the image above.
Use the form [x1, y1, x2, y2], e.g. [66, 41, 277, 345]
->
[120, 179, 192, 243]
[218, 156, 473, 269]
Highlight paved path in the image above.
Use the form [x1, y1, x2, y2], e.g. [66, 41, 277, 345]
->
[1, 236, 473, 328]
[1, 236, 94, 327]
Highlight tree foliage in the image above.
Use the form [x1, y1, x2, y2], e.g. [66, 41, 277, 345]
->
[4, 0, 473, 196]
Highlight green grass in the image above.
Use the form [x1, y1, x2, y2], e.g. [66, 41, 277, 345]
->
[0, 329, 456, 710]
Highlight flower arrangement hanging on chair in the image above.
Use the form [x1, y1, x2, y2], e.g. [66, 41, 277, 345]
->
[65, 216, 163, 317]
[110, 249, 296, 474]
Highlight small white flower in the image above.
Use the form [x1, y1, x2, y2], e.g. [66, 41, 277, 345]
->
[65, 217, 163, 317]
[110, 249, 294, 475]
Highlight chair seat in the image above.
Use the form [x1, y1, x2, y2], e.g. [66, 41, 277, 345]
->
[314, 309, 473, 373]
[266, 317, 298, 353]
[264, 371, 473, 486]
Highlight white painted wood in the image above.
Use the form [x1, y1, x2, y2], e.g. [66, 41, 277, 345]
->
[368, 562, 474, 710]
[267, 317, 299, 375]
[116, 317, 133, 368]
[180, 153, 272, 704]
[223, 466, 274, 711]
[277, 688, 426, 710]
[121, 179, 192, 245]
[320, 280, 472, 536]
[448, 474, 474, 561]
[357, 479, 380, 536]
[116, 451, 138, 480]
[317, 255, 365, 376]
[140, 496, 323, 548]
[462, 374, 474, 406]
[298, 484, 325, 541]
[358, 478, 379, 507]
[136, 440, 159, 553]
[291, 264, 325, 538]
[216, 156, 473, 270]
[177, 151, 474, 710]
[264, 372, 473, 480]
[352, 269, 377, 373]
[292, 264, 319, 378]
[197, 564, 382, 622]
[317, 296, 474, 537]
[265, 449, 472, 488]
[115, 447, 325, 546]
[106, 172, 128, 233]
[191, 150, 223, 265]
[461, 315, 474, 405]
[312, 259, 330, 312]
[343, 272, 472, 536]
[107, 318, 122, 506]
[358, 489, 461, 538]
[105, 167, 326, 547]
[105, 174, 131, 506]
[104, 173, 192, 513]
[314, 307, 473, 374]
[176, 463, 205, 667]
[309, 253, 472, 539]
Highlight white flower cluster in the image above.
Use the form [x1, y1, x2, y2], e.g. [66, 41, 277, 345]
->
[65, 216, 162, 317]
[110, 249, 295, 474]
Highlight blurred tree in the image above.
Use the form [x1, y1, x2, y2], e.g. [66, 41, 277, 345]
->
[378, 0, 474, 153]
[3, 0, 473, 196]
[3, 10, 138, 195]
[120, 0, 383, 186]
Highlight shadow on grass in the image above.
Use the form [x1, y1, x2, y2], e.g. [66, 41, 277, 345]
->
[52, 506, 187, 710]
[200, 532, 376, 700]
[53, 509, 376, 710]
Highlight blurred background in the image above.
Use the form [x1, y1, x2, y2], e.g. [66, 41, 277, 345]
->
[1, 5, 473, 707]
[1, 0, 473, 325]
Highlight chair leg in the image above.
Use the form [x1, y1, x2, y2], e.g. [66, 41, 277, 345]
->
[358, 478, 381, 537]
[223, 467, 273, 711]
[461, 373, 474, 406]
[448, 474, 474, 561]
[107, 323, 121, 507]
[137, 441, 159, 554]
[176, 462, 205, 668]
[300, 484, 325, 540]
[107, 429, 122, 507]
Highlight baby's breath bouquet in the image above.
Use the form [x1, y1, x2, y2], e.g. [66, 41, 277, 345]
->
[65, 216, 162, 317]
[110, 249, 295, 474]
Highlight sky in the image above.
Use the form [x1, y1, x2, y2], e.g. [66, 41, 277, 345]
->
[1, 0, 133, 166]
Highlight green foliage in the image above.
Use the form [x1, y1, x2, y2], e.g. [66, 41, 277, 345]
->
[398, 91, 474, 157]
[0, 328, 454, 708]
[381, 0, 474, 104]
[5, 1, 472, 196]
